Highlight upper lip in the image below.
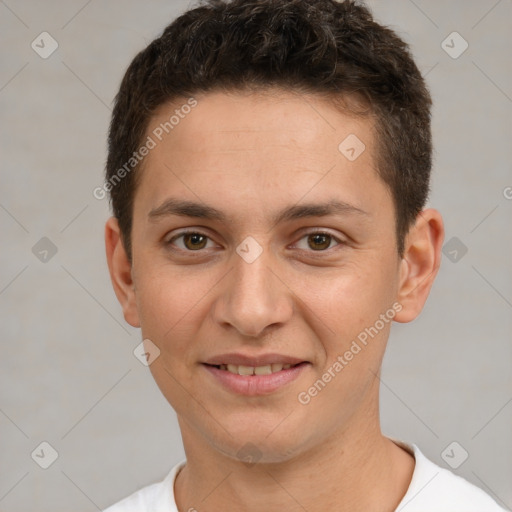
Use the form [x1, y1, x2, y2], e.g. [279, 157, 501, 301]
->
[203, 353, 308, 367]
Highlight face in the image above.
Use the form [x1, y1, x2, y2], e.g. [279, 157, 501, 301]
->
[106, 89, 441, 464]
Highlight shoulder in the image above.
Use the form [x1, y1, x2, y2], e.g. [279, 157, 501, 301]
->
[102, 461, 185, 512]
[393, 439, 508, 512]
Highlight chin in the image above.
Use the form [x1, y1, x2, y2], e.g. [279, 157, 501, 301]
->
[206, 417, 313, 465]
[219, 438, 305, 465]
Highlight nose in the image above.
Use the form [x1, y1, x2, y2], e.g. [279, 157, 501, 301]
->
[212, 243, 294, 339]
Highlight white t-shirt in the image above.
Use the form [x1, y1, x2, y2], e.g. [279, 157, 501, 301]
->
[103, 439, 508, 511]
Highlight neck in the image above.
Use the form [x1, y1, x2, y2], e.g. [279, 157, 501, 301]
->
[174, 397, 414, 512]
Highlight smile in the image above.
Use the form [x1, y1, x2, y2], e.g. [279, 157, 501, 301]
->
[208, 363, 297, 375]
[202, 362, 310, 395]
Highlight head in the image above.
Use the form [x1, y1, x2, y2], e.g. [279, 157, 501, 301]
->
[105, 0, 443, 464]
[106, 0, 433, 261]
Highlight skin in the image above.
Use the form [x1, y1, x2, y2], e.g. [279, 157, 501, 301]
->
[105, 89, 444, 512]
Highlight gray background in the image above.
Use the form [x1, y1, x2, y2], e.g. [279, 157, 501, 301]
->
[0, 0, 510, 510]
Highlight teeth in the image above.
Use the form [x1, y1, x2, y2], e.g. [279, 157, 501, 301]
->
[238, 365, 254, 376]
[221, 363, 296, 375]
[254, 365, 272, 375]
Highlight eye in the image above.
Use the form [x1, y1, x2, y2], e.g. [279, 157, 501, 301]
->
[166, 230, 216, 251]
[165, 229, 345, 254]
[294, 230, 343, 252]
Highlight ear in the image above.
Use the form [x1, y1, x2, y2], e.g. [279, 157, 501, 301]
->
[394, 209, 444, 323]
[104, 216, 140, 328]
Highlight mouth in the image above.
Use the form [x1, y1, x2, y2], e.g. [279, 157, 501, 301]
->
[204, 362, 303, 376]
[202, 360, 310, 395]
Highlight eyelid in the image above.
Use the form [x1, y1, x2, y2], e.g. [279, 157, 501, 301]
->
[166, 229, 218, 250]
[166, 227, 346, 253]
[291, 228, 345, 252]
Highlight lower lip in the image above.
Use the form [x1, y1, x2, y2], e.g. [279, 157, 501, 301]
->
[202, 363, 309, 396]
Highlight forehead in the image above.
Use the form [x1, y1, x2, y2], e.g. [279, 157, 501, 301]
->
[148, 89, 373, 155]
[133, 89, 388, 223]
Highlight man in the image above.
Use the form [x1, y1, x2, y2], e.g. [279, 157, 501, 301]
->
[102, 0, 507, 510]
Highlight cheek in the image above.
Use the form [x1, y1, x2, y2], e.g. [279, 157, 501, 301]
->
[134, 266, 210, 353]
[134, 268, 212, 411]
[298, 264, 395, 340]
[295, 269, 396, 418]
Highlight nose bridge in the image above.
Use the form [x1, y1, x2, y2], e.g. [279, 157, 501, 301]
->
[214, 237, 293, 338]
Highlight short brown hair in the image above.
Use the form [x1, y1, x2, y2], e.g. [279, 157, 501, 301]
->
[105, 0, 432, 261]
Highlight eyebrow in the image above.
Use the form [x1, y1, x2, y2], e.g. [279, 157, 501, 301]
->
[148, 198, 368, 225]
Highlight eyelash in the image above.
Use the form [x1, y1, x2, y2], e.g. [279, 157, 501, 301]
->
[165, 229, 345, 255]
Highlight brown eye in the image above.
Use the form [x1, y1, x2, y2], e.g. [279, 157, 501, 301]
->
[183, 233, 208, 250]
[307, 233, 332, 251]
[167, 231, 213, 251]
[294, 231, 343, 252]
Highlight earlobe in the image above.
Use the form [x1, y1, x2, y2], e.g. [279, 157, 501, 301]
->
[394, 209, 444, 323]
[104, 217, 141, 328]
